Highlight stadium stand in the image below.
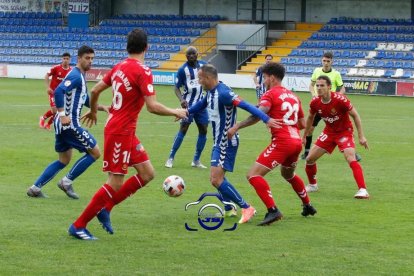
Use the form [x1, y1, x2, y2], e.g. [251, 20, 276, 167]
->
[0, 12, 220, 69]
[237, 17, 414, 79]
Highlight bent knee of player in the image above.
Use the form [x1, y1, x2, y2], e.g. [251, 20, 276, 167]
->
[281, 167, 295, 180]
[88, 146, 101, 160]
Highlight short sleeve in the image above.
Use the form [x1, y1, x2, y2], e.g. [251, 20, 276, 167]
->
[310, 68, 319, 82]
[175, 67, 185, 88]
[138, 66, 156, 97]
[102, 67, 115, 86]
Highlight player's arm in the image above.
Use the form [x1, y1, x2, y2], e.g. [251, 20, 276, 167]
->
[252, 70, 259, 88]
[234, 99, 279, 129]
[54, 78, 78, 126]
[337, 72, 346, 94]
[337, 85, 346, 94]
[349, 107, 368, 149]
[81, 80, 110, 128]
[188, 96, 207, 114]
[45, 71, 53, 95]
[309, 80, 316, 95]
[174, 69, 188, 108]
[145, 95, 187, 120]
[174, 86, 187, 108]
[227, 105, 270, 139]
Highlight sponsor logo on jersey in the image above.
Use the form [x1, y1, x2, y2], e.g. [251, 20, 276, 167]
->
[64, 80, 71, 87]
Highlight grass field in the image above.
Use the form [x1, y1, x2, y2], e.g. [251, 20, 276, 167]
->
[0, 78, 413, 275]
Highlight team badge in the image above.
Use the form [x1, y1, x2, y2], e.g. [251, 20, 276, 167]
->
[147, 84, 154, 93]
[64, 80, 71, 87]
[331, 108, 337, 115]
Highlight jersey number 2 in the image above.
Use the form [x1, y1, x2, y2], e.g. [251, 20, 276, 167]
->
[281, 102, 299, 125]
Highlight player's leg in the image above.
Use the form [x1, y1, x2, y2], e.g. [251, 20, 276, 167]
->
[340, 140, 369, 199]
[301, 114, 321, 159]
[210, 146, 256, 224]
[304, 145, 327, 192]
[45, 106, 57, 130]
[27, 135, 71, 197]
[58, 129, 100, 199]
[165, 119, 191, 168]
[192, 110, 208, 168]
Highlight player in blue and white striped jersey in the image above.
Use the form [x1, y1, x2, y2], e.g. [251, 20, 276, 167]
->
[253, 54, 273, 101]
[165, 46, 209, 169]
[27, 46, 106, 199]
[188, 64, 279, 224]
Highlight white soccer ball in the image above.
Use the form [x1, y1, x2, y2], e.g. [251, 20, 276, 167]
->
[163, 175, 185, 197]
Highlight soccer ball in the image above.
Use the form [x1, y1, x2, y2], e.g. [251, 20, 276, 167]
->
[163, 175, 185, 197]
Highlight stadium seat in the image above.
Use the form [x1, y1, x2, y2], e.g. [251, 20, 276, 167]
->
[391, 68, 404, 78]
[347, 68, 358, 76]
[401, 70, 412, 78]
[355, 60, 367, 67]
[374, 69, 385, 77]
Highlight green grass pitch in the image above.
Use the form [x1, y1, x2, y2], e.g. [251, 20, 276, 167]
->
[0, 78, 413, 275]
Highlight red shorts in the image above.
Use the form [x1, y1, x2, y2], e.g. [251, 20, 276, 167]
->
[256, 138, 302, 169]
[48, 94, 56, 108]
[103, 134, 149, 175]
[315, 130, 355, 154]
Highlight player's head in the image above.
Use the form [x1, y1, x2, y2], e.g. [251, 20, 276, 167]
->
[261, 62, 285, 90]
[322, 52, 333, 70]
[77, 45, 95, 72]
[61, 52, 71, 67]
[264, 54, 273, 64]
[185, 46, 198, 66]
[315, 75, 332, 97]
[127, 28, 148, 54]
[198, 64, 218, 91]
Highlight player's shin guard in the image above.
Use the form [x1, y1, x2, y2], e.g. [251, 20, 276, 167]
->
[66, 154, 96, 181]
[349, 161, 366, 189]
[217, 178, 249, 209]
[73, 184, 115, 228]
[105, 174, 147, 212]
[34, 160, 66, 188]
[286, 174, 310, 205]
[193, 133, 207, 161]
[248, 175, 276, 209]
[305, 163, 318, 185]
[169, 131, 185, 159]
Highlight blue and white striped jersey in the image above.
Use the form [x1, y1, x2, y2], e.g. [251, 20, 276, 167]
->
[175, 60, 207, 107]
[54, 67, 90, 134]
[255, 67, 266, 98]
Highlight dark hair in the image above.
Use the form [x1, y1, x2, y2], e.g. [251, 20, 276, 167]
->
[323, 52, 333, 59]
[62, 52, 71, 57]
[265, 54, 273, 59]
[199, 64, 218, 78]
[260, 62, 285, 81]
[127, 28, 147, 54]
[317, 75, 332, 86]
[77, 45, 94, 57]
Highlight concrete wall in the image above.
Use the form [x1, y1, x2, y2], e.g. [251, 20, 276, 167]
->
[112, 0, 412, 22]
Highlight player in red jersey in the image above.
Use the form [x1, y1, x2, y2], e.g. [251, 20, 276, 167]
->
[39, 53, 71, 130]
[67, 29, 188, 240]
[303, 75, 369, 199]
[228, 62, 316, 226]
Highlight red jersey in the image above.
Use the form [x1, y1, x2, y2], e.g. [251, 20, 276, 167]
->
[48, 64, 71, 91]
[102, 58, 155, 135]
[309, 92, 353, 133]
[259, 86, 304, 141]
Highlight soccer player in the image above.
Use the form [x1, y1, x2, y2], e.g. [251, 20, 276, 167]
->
[68, 29, 187, 240]
[253, 54, 273, 101]
[27, 46, 104, 199]
[188, 64, 279, 224]
[228, 62, 316, 226]
[302, 51, 347, 159]
[303, 75, 369, 199]
[39, 53, 71, 130]
[165, 46, 208, 169]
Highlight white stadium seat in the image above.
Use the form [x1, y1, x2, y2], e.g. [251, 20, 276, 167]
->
[355, 60, 367, 67]
[391, 68, 403, 78]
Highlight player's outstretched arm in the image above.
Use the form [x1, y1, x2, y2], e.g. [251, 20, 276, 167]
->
[349, 107, 369, 149]
[145, 95, 187, 119]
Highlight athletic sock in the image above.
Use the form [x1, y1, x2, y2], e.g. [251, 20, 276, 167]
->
[66, 154, 96, 181]
[349, 161, 366, 189]
[305, 135, 313, 151]
[43, 109, 53, 119]
[305, 163, 318, 185]
[248, 175, 276, 209]
[33, 160, 66, 188]
[73, 184, 115, 228]
[105, 174, 146, 212]
[286, 174, 310, 205]
[193, 133, 207, 161]
[169, 131, 185, 159]
[217, 178, 249, 209]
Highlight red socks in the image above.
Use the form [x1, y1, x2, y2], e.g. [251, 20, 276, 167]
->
[105, 174, 146, 212]
[43, 110, 53, 119]
[248, 175, 276, 209]
[73, 184, 115, 228]
[286, 175, 310, 205]
[305, 163, 317, 184]
[349, 161, 366, 189]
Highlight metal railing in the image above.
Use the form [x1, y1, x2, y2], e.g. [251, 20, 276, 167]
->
[236, 24, 266, 69]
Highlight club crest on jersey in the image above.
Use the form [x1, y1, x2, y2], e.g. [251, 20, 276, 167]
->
[64, 80, 71, 87]
[147, 84, 154, 93]
[330, 108, 337, 115]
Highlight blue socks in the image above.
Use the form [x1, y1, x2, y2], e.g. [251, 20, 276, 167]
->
[217, 178, 249, 209]
[193, 134, 207, 161]
[34, 160, 66, 188]
[169, 131, 185, 159]
[66, 154, 96, 181]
